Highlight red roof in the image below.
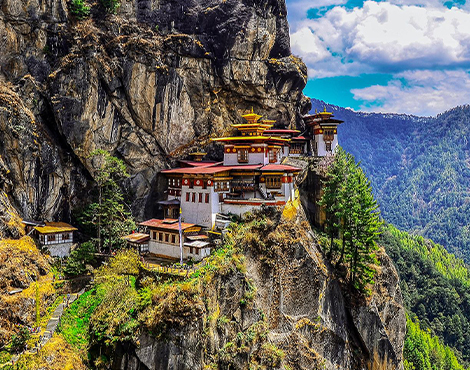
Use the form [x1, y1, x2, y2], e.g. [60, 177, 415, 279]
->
[140, 219, 198, 230]
[260, 164, 301, 172]
[162, 164, 263, 175]
[161, 166, 229, 174]
[178, 160, 222, 167]
[291, 136, 307, 140]
[122, 233, 150, 243]
[227, 164, 263, 170]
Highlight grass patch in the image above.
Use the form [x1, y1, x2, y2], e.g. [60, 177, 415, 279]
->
[58, 287, 105, 352]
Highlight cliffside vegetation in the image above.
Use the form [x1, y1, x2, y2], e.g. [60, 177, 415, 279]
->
[76, 150, 135, 254]
[33, 205, 403, 369]
[311, 99, 470, 263]
[55, 220, 278, 369]
[319, 147, 382, 294]
[381, 224, 470, 367]
[0, 238, 53, 348]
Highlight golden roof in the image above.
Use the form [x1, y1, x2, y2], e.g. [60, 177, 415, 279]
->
[241, 107, 263, 122]
[232, 123, 273, 129]
[316, 107, 333, 116]
[211, 136, 290, 142]
[242, 112, 262, 121]
[34, 222, 78, 234]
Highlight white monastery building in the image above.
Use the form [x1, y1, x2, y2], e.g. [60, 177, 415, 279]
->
[159, 109, 342, 229]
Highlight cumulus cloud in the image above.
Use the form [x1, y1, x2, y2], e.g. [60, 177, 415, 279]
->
[287, 0, 347, 26]
[351, 70, 470, 115]
[290, 1, 470, 77]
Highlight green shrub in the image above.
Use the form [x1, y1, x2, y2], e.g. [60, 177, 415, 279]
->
[7, 326, 30, 353]
[69, 0, 90, 19]
[100, 0, 120, 13]
[64, 241, 96, 277]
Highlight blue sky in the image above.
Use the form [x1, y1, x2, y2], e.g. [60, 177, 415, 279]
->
[285, 0, 470, 116]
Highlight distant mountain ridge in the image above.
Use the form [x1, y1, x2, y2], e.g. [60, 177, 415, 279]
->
[310, 98, 470, 262]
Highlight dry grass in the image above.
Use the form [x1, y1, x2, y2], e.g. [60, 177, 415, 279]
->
[15, 335, 87, 370]
[0, 237, 54, 347]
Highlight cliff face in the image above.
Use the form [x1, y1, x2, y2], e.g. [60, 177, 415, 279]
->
[0, 0, 309, 223]
[107, 207, 405, 370]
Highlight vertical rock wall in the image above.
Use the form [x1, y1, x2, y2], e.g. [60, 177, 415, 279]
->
[0, 0, 310, 223]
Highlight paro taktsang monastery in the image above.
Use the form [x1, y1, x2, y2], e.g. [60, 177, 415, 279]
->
[156, 108, 342, 232]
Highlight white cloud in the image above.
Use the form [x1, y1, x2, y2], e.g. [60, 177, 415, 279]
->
[290, 1, 470, 77]
[287, 0, 347, 30]
[351, 70, 470, 115]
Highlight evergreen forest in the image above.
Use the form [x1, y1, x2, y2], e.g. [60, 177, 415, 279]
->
[381, 224, 470, 368]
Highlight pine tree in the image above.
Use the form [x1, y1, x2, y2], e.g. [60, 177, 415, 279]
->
[348, 165, 381, 292]
[318, 148, 348, 259]
[79, 150, 136, 253]
[319, 146, 382, 294]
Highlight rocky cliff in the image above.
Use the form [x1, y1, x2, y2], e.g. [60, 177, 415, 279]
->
[0, 0, 310, 225]
[95, 207, 405, 370]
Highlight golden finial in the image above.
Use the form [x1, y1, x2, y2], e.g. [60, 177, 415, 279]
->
[315, 109, 317, 114]
[323, 107, 327, 113]
[251, 106, 254, 113]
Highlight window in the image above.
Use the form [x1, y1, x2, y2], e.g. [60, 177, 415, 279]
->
[219, 193, 224, 202]
[48, 234, 56, 242]
[192, 192, 196, 202]
[171, 235, 176, 244]
[205, 193, 209, 203]
[165, 234, 169, 242]
[266, 176, 282, 189]
[186, 192, 190, 202]
[325, 142, 332, 152]
[190, 247, 193, 254]
[62, 233, 70, 241]
[237, 149, 248, 163]
[199, 193, 203, 203]
[158, 232, 163, 241]
[323, 130, 335, 142]
[195, 248, 199, 255]
[269, 149, 278, 163]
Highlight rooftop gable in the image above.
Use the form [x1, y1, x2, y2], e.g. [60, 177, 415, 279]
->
[34, 222, 78, 234]
[140, 218, 198, 231]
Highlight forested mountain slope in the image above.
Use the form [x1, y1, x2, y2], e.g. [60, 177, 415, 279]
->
[381, 224, 470, 366]
[311, 99, 470, 262]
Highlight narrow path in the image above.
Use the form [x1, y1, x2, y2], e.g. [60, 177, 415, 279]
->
[39, 288, 85, 346]
[7, 288, 86, 366]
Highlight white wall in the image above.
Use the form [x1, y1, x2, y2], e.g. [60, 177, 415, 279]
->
[48, 242, 73, 258]
[181, 185, 214, 228]
[148, 239, 210, 261]
[223, 153, 239, 165]
[314, 134, 338, 157]
[221, 203, 262, 217]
